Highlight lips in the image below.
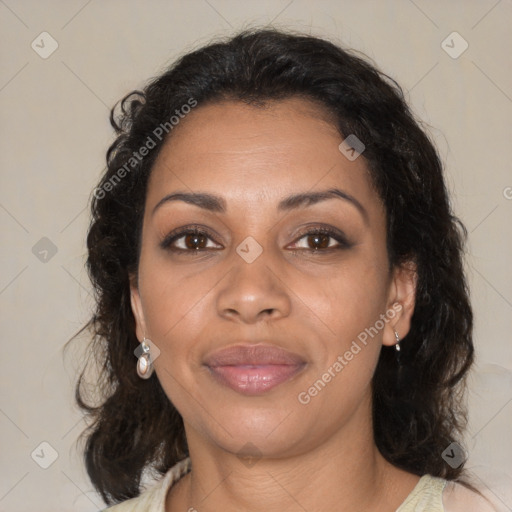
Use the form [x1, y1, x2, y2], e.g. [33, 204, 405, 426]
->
[204, 344, 306, 367]
[203, 344, 306, 395]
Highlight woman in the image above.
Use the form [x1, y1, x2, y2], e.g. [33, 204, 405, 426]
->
[74, 28, 499, 511]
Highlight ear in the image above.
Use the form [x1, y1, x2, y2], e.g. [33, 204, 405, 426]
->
[129, 273, 146, 342]
[382, 261, 417, 347]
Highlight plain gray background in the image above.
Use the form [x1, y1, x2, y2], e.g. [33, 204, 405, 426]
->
[1, 1, 511, 510]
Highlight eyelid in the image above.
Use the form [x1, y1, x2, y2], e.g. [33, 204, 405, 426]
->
[159, 224, 221, 250]
[288, 225, 352, 250]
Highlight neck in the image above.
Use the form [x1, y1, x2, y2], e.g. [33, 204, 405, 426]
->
[167, 395, 416, 512]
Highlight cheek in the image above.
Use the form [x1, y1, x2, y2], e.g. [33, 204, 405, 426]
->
[299, 256, 389, 338]
[295, 256, 390, 399]
[292, 264, 388, 425]
[138, 265, 213, 413]
[139, 244, 212, 323]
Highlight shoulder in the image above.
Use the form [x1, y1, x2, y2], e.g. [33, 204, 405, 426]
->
[442, 480, 503, 512]
[396, 474, 447, 512]
[396, 474, 503, 512]
[99, 457, 192, 512]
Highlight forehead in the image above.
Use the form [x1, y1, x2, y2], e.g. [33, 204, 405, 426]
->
[146, 97, 381, 217]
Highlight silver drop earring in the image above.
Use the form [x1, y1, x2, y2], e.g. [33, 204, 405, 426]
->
[137, 338, 155, 379]
[394, 330, 402, 366]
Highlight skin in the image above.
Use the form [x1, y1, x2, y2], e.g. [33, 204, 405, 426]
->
[130, 97, 419, 512]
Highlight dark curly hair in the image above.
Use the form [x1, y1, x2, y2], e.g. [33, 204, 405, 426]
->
[68, 28, 475, 505]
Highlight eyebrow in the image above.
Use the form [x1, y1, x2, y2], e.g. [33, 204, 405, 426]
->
[152, 188, 368, 223]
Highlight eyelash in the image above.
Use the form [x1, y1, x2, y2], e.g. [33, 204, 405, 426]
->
[160, 224, 352, 255]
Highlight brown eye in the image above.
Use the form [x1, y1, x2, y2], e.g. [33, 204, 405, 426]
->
[183, 232, 208, 250]
[289, 227, 352, 252]
[160, 226, 222, 253]
[306, 233, 331, 250]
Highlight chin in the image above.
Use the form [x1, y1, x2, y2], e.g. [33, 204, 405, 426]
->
[189, 402, 316, 459]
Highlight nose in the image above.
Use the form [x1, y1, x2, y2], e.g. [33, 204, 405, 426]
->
[216, 247, 292, 324]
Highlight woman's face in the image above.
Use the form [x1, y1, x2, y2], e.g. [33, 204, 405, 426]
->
[130, 97, 415, 459]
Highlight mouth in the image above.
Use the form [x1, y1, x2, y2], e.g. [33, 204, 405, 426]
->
[203, 344, 307, 395]
[206, 364, 306, 395]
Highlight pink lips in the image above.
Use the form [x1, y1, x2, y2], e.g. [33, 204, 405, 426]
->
[204, 344, 306, 395]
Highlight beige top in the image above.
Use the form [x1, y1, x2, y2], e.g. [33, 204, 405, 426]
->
[101, 457, 500, 512]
